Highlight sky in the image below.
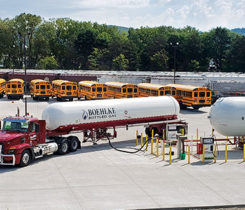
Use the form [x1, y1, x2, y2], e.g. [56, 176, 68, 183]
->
[0, 0, 244, 31]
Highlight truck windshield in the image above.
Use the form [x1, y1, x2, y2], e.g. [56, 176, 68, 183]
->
[2, 119, 28, 132]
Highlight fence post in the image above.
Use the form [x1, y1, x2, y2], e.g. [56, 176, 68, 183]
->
[151, 130, 154, 154]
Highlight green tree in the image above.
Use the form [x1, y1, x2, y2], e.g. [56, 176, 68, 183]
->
[37, 56, 58, 69]
[150, 49, 168, 71]
[112, 54, 129, 71]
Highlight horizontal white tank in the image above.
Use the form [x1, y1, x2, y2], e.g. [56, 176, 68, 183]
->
[42, 96, 180, 131]
[209, 97, 245, 136]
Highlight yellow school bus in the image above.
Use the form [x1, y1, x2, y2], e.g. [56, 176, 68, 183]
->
[165, 84, 211, 109]
[78, 81, 108, 100]
[0, 78, 6, 98]
[52, 80, 77, 101]
[105, 82, 139, 98]
[137, 83, 177, 98]
[137, 83, 165, 97]
[5, 78, 24, 100]
[30, 79, 52, 101]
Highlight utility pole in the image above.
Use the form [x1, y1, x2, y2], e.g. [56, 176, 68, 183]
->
[170, 42, 179, 84]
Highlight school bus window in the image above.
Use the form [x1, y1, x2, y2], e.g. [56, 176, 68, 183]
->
[92, 87, 96, 92]
[18, 84, 21, 88]
[12, 84, 17, 88]
[165, 90, 171, 95]
[194, 92, 198, 97]
[7, 85, 10, 88]
[160, 91, 164, 96]
[103, 87, 107, 92]
[41, 85, 45, 89]
[62, 86, 65, 90]
[73, 86, 76, 90]
[207, 92, 210, 97]
[134, 88, 137, 93]
[128, 88, 132, 93]
[97, 87, 102, 92]
[172, 90, 176, 95]
[67, 86, 71, 90]
[186, 92, 192, 98]
[199, 92, 205, 97]
[123, 88, 126, 93]
[47, 85, 51, 89]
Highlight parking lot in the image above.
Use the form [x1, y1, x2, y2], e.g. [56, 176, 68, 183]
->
[0, 98, 245, 210]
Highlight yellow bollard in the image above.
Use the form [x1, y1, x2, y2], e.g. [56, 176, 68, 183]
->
[136, 130, 138, 146]
[188, 145, 190, 164]
[243, 144, 245, 162]
[151, 137, 153, 155]
[146, 135, 148, 151]
[196, 128, 199, 142]
[202, 145, 205, 163]
[214, 144, 217, 163]
[162, 142, 165, 160]
[225, 144, 228, 163]
[141, 133, 143, 147]
[162, 129, 165, 140]
[156, 138, 159, 157]
[169, 145, 172, 165]
[182, 128, 185, 136]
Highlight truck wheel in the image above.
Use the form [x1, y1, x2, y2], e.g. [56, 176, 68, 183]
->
[68, 136, 79, 152]
[20, 150, 31, 167]
[69, 98, 73, 101]
[58, 139, 69, 155]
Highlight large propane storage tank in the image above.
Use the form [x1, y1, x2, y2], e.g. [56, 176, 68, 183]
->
[42, 96, 180, 131]
[209, 97, 245, 136]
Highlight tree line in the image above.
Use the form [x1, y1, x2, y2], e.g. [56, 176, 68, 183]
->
[0, 13, 245, 72]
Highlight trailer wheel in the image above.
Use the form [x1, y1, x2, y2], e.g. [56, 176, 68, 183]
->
[193, 106, 199, 110]
[20, 150, 31, 167]
[68, 136, 79, 152]
[58, 139, 69, 155]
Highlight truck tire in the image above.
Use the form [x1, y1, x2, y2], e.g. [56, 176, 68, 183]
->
[68, 136, 79, 152]
[20, 150, 31, 167]
[69, 98, 73, 101]
[57, 139, 69, 155]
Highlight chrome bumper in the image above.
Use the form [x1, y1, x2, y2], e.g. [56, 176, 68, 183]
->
[0, 154, 16, 166]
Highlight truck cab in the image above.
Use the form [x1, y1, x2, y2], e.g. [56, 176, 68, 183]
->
[0, 116, 80, 167]
[0, 116, 45, 166]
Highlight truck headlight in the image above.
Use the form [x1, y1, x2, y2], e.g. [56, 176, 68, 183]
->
[8, 148, 16, 154]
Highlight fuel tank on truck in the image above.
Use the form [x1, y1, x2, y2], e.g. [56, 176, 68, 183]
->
[42, 96, 180, 131]
[209, 97, 245, 136]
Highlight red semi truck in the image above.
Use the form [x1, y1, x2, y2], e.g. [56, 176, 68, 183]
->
[0, 97, 187, 167]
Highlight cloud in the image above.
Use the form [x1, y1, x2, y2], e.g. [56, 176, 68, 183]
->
[0, 0, 245, 31]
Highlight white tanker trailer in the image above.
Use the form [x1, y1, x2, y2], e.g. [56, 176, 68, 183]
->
[43, 96, 187, 142]
[209, 97, 245, 136]
[0, 96, 187, 166]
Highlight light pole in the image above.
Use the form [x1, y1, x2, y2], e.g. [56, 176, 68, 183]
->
[170, 42, 179, 84]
